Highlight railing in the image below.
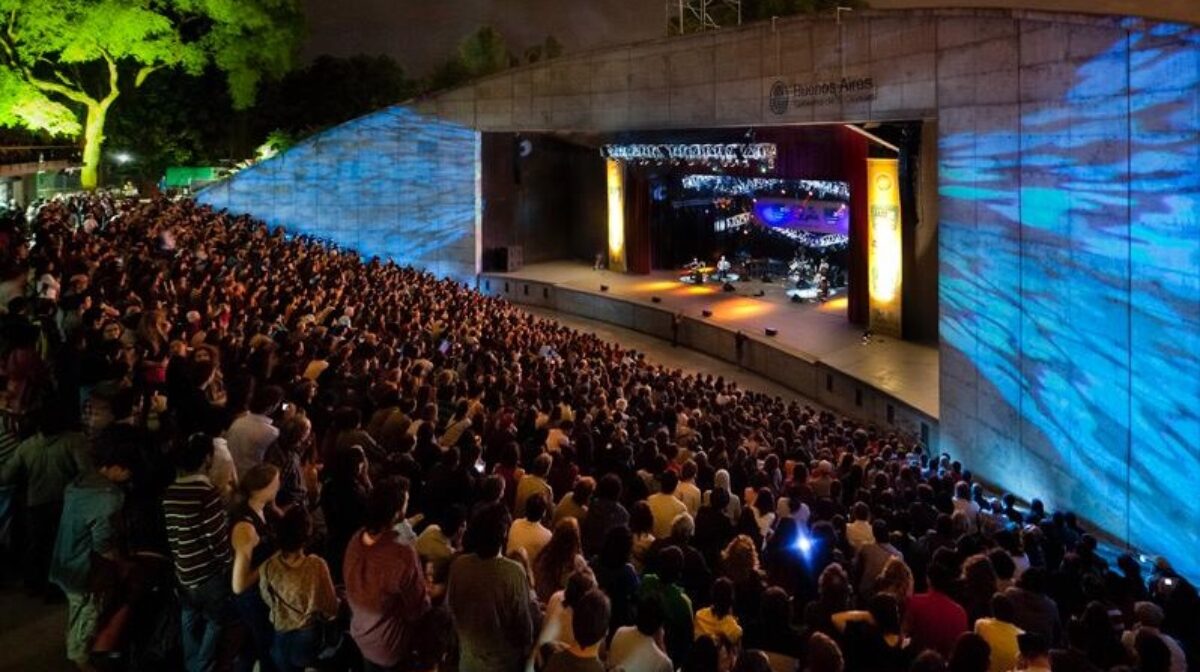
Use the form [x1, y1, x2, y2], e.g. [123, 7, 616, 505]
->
[0, 145, 82, 166]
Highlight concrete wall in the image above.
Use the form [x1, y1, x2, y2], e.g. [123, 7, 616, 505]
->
[199, 107, 481, 283]
[936, 18, 1200, 578]
[480, 273, 938, 446]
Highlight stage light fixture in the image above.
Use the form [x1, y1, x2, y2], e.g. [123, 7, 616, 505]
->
[651, 296, 662, 303]
[702, 309, 713, 318]
[601, 285, 610, 292]
[765, 328, 778, 337]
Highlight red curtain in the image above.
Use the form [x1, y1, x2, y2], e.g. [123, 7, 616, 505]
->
[623, 170, 653, 274]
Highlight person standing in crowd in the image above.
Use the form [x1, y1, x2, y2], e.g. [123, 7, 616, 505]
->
[227, 385, 283, 478]
[637, 546, 694, 665]
[163, 432, 236, 672]
[580, 474, 628, 557]
[608, 599, 674, 672]
[542, 589, 610, 672]
[648, 471, 688, 540]
[448, 503, 535, 672]
[508, 493, 553, 563]
[515, 453, 554, 520]
[344, 479, 430, 671]
[905, 558, 968, 657]
[258, 507, 338, 672]
[229, 464, 281, 672]
[1, 403, 88, 595]
[49, 439, 137, 670]
[974, 593, 1025, 672]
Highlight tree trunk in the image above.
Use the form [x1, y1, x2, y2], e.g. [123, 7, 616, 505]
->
[80, 104, 109, 191]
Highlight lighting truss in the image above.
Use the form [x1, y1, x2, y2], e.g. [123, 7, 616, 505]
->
[667, 0, 742, 36]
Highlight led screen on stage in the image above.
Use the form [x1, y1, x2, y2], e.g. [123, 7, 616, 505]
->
[939, 21, 1200, 578]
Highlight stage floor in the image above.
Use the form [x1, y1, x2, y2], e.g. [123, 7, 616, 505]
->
[486, 262, 939, 419]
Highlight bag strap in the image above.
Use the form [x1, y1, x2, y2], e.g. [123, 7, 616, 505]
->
[262, 562, 305, 616]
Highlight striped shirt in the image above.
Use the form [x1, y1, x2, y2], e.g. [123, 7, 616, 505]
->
[163, 473, 231, 588]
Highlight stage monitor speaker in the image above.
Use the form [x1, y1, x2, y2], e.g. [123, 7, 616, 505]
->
[600, 285, 610, 292]
[754, 290, 765, 297]
[722, 282, 736, 292]
[765, 328, 778, 337]
[651, 296, 662, 303]
[761, 274, 773, 283]
[791, 295, 803, 303]
[702, 309, 713, 318]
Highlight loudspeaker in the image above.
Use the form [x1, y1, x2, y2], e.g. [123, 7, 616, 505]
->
[765, 328, 778, 337]
[651, 296, 662, 303]
[754, 290, 765, 297]
[702, 309, 713, 318]
[723, 282, 736, 292]
[791, 295, 803, 303]
[600, 285, 610, 292]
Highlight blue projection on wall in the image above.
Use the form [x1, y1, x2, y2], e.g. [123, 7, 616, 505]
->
[939, 21, 1200, 578]
[198, 106, 480, 283]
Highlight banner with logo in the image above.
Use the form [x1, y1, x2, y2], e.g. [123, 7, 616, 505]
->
[867, 158, 902, 336]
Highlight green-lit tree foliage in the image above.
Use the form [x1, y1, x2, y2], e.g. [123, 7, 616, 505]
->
[0, 0, 304, 189]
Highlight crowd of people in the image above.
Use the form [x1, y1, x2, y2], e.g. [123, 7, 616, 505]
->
[0, 193, 1197, 672]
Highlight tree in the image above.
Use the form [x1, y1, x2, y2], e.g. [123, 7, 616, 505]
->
[251, 54, 417, 139]
[542, 35, 564, 60]
[0, 0, 304, 190]
[458, 26, 510, 78]
[524, 34, 564, 65]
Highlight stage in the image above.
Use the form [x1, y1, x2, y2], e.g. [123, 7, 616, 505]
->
[480, 261, 939, 433]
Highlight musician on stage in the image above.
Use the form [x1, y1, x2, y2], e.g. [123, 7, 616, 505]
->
[715, 255, 731, 281]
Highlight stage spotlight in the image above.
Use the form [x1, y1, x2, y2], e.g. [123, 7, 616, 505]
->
[765, 328, 778, 337]
[600, 285, 610, 292]
[791, 295, 803, 304]
[722, 282, 736, 293]
[651, 296, 662, 303]
[702, 309, 713, 318]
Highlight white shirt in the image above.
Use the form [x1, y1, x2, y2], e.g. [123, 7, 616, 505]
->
[225, 413, 279, 478]
[206, 437, 237, 503]
[676, 480, 702, 515]
[776, 497, 811, 526]
[507, 518, 552, 562]
[607, 625, 673, 672]
[647, 492, 688, 539]
[954, 498, 981, 531]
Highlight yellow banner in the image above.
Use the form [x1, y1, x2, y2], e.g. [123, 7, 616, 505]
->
[606, 159, 627, 273]
[867, 158, 902, 336]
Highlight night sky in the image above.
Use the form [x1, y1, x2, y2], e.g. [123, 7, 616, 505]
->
[302, 0, 662, 76]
